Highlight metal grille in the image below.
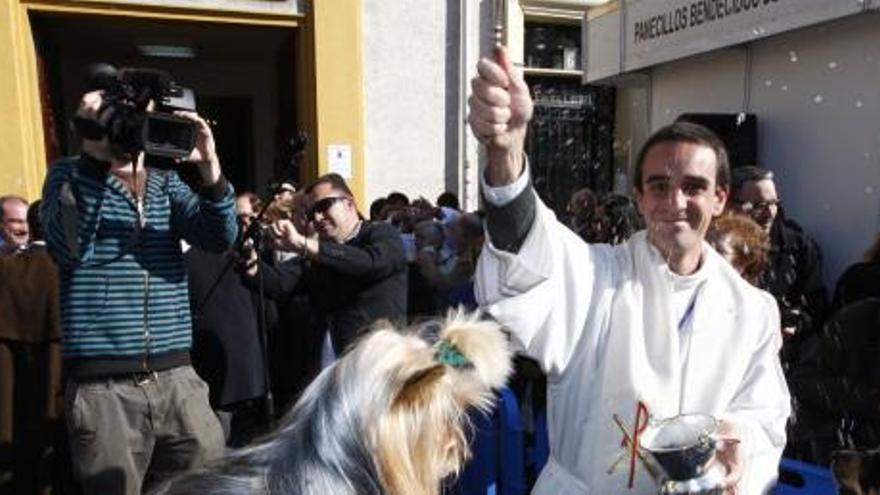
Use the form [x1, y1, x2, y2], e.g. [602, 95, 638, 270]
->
[525, 76, 615, 218]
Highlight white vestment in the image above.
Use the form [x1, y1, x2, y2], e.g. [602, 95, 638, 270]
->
[475, 195, 790, 494]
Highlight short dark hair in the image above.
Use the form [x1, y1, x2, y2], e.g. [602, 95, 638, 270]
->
[436, 192, 460, 211]
[633, 122, 730, 193]
[385, 191, 409, 206]
[731, 165, 774, 196]
[369, 197, 388, 221]
[385, 192, 409, 207]
[306, 173, 354, 198]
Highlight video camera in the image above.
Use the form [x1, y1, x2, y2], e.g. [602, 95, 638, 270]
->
[75, 63, 198, 159]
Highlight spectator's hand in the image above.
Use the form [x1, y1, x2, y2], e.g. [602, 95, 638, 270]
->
[270, 219, 304, 251]
[270, 218, 319, 258]
[235, 239, 259, 276]
[173, 110, 221, 186]
[468, 46, 533, 186]
[715, 420, 745, 494]
[76, 91, 114, 162]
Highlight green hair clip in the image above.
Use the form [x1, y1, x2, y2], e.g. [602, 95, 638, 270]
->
[435, 341, 472, 369]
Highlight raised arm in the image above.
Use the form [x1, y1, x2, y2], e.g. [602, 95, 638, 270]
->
[470, 47, 611, 376]
[41, 92, 111, 267]
[468, 47, 532, 189]
[167, 110, 238, 251]
[271, 218, 405, 282]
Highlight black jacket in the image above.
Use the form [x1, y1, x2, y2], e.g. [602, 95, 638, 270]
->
[764, 215, 829, 368]
[252, 221, 408, 354]
[831, 261, 880, 314]
[788, 299, 880, 461]
[186, 247, 267, 408]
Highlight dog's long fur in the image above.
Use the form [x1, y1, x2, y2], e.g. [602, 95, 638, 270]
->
[158, 310, 512, 495]
[832, 449, 880, 495]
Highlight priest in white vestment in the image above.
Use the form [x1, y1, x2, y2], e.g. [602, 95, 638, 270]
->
[468, 47, 790, 495]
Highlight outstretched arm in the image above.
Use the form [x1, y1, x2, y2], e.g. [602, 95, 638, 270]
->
[469, 46, 537, 254]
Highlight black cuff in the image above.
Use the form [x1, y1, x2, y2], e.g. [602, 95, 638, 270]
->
[202, 175, 229, 202]
[483, 183, 536, 254]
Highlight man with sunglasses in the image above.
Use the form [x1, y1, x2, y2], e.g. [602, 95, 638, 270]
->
[245, 173, 408, 356]
[731, 166, 828, 368]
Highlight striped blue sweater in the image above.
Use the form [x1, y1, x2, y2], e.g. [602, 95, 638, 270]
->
[41, 155, 238, 378]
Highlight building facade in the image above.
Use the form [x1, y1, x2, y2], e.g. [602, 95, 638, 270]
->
[0, 0, 365, 202]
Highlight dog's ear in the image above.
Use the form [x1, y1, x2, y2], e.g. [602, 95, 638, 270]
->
[438, 309, 512, 390]
[392, 364, 446, 410]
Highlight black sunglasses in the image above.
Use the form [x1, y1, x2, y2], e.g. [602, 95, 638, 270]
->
[307, 196, 347, 220]
[736, 199, 780, 213]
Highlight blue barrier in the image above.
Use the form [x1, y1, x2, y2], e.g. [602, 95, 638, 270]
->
[455, 408, 499, 495]
[455, 388, 527, 495]
[526, 410, 549, 474]
[498, 388, 527, 494]
[772, 458, 835, 495]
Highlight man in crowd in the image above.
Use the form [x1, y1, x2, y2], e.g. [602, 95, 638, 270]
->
[0, 195, 29, 254]
[731, 165, 828, 365]
[248, 173, 408, 356]
[40, 90, 236, 494]
[186, 191, 270, 446]
[0, 200, 63, 494]
[468, 47, 789, 493]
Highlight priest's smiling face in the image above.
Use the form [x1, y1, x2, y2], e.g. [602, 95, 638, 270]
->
[635, 140, 728, 267]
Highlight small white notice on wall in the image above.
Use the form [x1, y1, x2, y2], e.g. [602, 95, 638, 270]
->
[328, 144, 352, 178]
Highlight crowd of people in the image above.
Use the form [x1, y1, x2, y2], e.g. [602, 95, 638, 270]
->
[1, 51, 879, 494]
[0, 114, 493, 493]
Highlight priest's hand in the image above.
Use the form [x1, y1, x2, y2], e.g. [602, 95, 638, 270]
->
[715, 420, 745, 494]
[468, 46, 533, 187]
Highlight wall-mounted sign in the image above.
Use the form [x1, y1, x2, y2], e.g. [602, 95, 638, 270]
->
[584, 0, 867, 81]
[328, 144, 353, 179]
[625, 0, 862, 71]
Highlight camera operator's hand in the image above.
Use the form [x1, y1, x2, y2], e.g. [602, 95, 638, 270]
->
[76, 91, 115, 162]
[173, 110, 222, 187]
[270, 219, 319, 258]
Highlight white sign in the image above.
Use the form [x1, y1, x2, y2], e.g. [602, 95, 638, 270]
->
[328, 144, 353, 178]
[623, 0, 864, 71]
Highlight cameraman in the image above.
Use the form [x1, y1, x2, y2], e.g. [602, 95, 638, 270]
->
[40, 90, 237, 494]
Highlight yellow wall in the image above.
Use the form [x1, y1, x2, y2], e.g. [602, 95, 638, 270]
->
[307, 0, 365, 206]
[0, 0, 364, 204]
[0, 2, 44, 200]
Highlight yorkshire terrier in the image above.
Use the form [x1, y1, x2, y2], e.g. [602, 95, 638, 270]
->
[832, 448, 880, 495]
[159, 310, 512, 494]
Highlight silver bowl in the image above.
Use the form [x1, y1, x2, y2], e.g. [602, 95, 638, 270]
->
[639, 413, 719, 481]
